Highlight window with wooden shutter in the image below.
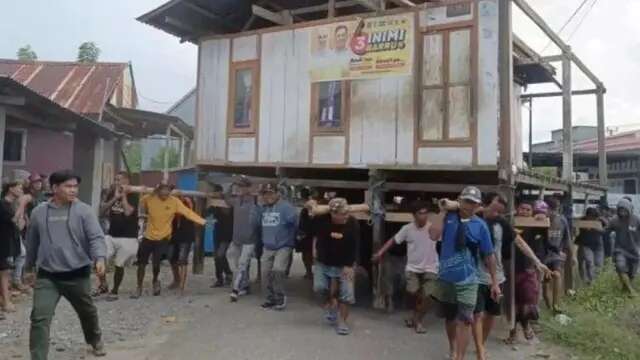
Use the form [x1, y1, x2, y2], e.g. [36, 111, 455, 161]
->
[420, 27, 473, 143]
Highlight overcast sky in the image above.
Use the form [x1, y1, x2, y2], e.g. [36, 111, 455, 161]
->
[0, 0, 636, 147]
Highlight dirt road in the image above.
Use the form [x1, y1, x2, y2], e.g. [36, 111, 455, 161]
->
[1, 258, 566, 360]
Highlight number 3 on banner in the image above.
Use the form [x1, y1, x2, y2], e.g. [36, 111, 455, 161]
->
[351, 34, 368, 56]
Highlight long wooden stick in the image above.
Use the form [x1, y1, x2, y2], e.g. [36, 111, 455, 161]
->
[123, 185, 216, 199]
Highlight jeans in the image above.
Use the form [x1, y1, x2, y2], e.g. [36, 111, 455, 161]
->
[262, 247, 292, 303]
[215, 241, 232, 281]
[12, 240, 26, 284]
[30, 273, 102, 360]
[226, 243, 255, 292]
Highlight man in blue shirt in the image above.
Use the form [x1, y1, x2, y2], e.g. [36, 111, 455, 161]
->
[431, 186, 500, 360]
[253, 183, 298, 310]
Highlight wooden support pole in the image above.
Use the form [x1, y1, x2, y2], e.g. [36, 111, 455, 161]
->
[369, 170, 387, 310]
[597, 88, 608, 187]
[528, 98, 533, 169]
[498, 0, 513, 181]
[328, 0, 336, 18]
[0, 106, 5, 182]
[562, 53, 573, 181]
[500, 184, 516, 330]
[163, 126, 171, 183]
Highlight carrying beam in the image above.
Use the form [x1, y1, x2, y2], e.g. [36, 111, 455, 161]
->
[387, 0, 416, 7]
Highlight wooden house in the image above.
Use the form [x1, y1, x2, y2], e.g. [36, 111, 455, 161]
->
[139, 0, 609, 302]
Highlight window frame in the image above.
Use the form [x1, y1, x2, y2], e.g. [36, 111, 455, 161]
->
[227, 60, 260, 136]
[310, 80, 351, 135]
[3, 127, 27, 165]
[418, 25, 475, 146]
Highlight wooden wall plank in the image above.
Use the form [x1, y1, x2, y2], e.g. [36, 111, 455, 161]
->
[417, 147, 472, 165]
[396, 76, 415, 164]
[232, 35, 258, 62]
[477, 0, 499, 165]
[228, 137, 256, 162]
[283, 29, 311, 163]
[312, 136, 345, 164]
[197, 39, 229, 162]
[259, 31, 291, 162]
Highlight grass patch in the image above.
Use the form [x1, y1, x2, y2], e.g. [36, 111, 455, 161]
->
[539, 262, 640, 360]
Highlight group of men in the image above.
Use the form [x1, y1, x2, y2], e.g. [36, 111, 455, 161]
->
[2, 167, 639, 360]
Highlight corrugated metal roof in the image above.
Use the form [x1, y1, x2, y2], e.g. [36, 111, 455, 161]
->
[137, 0, 434, 41]
[0, 59, 127, 116]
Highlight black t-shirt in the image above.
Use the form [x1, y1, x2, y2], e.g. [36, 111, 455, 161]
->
[0, 199, 20, 259]
[515, 227, 547, 273]
[313, 214, 360, 267]
[575, 224, 604, 251]
[108, 193, 139, 238]
[172, 216, 197, 243]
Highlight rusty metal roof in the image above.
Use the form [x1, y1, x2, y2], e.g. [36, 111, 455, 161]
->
[0, 59, 128, 116]
[0, 76, 120, 139]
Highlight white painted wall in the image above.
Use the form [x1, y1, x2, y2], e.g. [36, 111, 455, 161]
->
[259, 29, 311, 163]
[312, 136, 345, 164]
[232, 35, 258, 62]
[197, 38, 230, 162]
[417, 147, 473, 166]
[228, 137, 256, 162]
[349, 76, 414, 165]
[477, 0, 499, 166]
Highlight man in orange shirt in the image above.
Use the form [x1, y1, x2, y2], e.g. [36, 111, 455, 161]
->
[133, 184, 205, 298]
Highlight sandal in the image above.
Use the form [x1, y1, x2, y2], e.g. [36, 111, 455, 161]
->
[404, 318, 415, 328]
[503, 329, 518, 345]
[414, 322, 427, 334]
[324, 309, 338, 324]
[91, 285, 109, 297]
[336, 323, 351, 335]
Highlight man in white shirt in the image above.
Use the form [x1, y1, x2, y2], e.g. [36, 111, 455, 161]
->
[373, 200, 440, 334]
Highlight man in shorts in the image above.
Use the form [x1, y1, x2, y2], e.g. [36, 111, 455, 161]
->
[134, 184, 205, 298]
[608, 198, 640, 296]
[543, 198, 571, 314]
[430, 187, 500, 360]
[313, 198, 360, 335]
[372, 200, 439, 334]
[96, 172, 138, 300]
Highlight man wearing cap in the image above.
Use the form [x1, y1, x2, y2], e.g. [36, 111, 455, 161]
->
[312, 198, 360, 335]
[223, 176, 259, 301]
[253, 183, 298, 310]
[430, 186, 500, 360]
[608, 198, 640, 296]
[134, 183, 206, 298]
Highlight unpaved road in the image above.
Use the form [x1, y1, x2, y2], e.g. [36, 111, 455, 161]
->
[1, 257, 568, 360]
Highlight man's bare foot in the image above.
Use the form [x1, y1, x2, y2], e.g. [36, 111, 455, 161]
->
[1, 302, 16, 313]
[130, 288, 143, 299]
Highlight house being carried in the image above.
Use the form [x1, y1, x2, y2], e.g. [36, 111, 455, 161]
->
[138, 0, 608, 303]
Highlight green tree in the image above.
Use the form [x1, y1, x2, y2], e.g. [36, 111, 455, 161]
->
[122, 141, 142, 173]
[16, 45, 37, 60]
[150, 146, 180, 170]
[77, 41, 100, 63]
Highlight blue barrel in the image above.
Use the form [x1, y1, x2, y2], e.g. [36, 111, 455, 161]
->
[204, 214, 216, 255]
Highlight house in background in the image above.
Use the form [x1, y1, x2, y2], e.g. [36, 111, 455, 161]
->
[141, 88, 196, 172]
[0, 76, 119, 203]
[530, 127, 640, 208]
[0, 58, 138, 205]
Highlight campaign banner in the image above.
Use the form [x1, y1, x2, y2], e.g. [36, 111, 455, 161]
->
[309, 13, 414, 82]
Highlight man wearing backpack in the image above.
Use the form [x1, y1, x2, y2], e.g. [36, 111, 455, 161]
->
[431, 187, 500, 360]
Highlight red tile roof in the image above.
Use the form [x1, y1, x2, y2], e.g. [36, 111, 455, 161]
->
[573, 129, 640, 153]
[0, 59, 128, 115]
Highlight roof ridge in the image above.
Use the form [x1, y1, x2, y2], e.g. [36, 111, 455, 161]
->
[0, 58, 128, 66]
